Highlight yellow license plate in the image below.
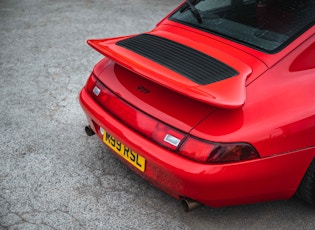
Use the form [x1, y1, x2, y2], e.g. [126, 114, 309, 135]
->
[103, 130, 145, 172]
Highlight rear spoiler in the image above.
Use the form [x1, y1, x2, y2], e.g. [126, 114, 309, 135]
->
[87, 33, 252, 109]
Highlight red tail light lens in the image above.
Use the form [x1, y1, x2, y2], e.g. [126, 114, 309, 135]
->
[179, 137, 216, 162]
[179, 137, 259, 163]
[207, 143, 259, 163]
[151, 123, 185, 150]
[86, 74, 97, 92]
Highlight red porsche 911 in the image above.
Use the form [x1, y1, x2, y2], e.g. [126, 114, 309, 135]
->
[79, 0, 315, 210]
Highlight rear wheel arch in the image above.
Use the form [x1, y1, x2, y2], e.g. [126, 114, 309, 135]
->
[297, 158, 315, 206]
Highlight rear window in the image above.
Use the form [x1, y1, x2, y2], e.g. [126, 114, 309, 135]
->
[169, 0, 315, 52]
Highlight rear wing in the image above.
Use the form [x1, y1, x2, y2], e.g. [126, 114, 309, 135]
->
[88, 33, 252, 109]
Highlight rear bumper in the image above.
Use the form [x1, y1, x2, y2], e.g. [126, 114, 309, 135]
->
[79, 87, 312, 207]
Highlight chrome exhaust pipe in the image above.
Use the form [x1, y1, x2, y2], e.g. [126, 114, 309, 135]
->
[181, 198, 203, 212]
[85, 126, 95, 136]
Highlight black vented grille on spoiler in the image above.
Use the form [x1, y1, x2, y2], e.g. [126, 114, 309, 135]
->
[116, 34, 238, 85]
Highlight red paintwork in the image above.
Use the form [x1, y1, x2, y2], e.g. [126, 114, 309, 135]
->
[88, 32, 253, 109]
[79, 3, 315, 207]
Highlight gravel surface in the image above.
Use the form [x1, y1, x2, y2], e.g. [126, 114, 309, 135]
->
[1, 0, 315, 229]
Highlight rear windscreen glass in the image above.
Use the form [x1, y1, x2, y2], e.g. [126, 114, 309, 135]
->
[170, 0, 315, 52]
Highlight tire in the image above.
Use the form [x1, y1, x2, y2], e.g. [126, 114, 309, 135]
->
[297, 159, 315, 206]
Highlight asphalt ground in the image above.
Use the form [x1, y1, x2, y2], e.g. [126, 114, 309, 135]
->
[1, 0, 315, 229]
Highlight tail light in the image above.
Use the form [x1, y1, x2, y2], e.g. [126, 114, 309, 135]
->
[86, 74, 260, 163]
[179, 137, 259, 163]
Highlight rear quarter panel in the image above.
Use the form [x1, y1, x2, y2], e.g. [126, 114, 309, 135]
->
[191, 32, 315, 158]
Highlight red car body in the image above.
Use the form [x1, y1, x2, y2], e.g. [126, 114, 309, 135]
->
[80, 0, 315, 209]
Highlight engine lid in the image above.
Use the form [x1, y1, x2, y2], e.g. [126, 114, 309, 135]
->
[94, 60, 216, 132]
[88, 31, 259, 109]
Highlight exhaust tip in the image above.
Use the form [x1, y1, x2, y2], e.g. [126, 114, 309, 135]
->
[181, 198, 203, 212]
[85, 126, 95, 136]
